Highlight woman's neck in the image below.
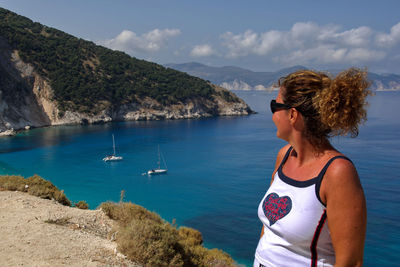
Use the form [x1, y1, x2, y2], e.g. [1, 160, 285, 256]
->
[289, 137, 332, 165]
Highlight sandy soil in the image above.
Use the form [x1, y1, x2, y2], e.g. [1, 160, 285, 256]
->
[0, 190, 140, 267]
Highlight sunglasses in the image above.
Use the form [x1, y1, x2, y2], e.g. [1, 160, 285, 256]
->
[270, 99, 292, 113]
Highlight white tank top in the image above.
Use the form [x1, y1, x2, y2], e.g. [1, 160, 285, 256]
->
[255, 147, 351, 267]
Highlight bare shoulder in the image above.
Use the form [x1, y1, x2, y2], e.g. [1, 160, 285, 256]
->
[323, 156, 364, 201]
[276, 144, 291, 162]
[325, 157, 359, 185]
[270, 144, 291, 183]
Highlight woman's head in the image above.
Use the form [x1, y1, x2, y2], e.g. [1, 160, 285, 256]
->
[278, 68, 372, 148]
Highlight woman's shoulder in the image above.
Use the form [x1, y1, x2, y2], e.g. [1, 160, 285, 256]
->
[323, 153, 359, 187]
[274, 144, 291, 165]
[277, 144, 292, 159]
[271, 144, 292, 182]
[320, 152, 361, 205]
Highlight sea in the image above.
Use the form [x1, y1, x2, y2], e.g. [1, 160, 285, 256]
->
[0, 90, 399, 267]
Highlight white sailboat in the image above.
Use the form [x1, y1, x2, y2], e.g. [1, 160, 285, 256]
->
[103, 134, 123, 161]
[147, 145, 167, 175]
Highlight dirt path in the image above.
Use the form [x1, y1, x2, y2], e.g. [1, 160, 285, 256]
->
[0, 191, 140, 267]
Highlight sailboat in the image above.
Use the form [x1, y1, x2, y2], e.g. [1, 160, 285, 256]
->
[147, 145, 167, 175]
[103, 134, 123, 161]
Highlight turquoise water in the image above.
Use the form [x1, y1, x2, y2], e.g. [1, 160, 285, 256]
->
[0, 91, 399, 266]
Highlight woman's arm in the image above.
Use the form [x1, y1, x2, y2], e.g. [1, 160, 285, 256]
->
[322, 159, 367, 267]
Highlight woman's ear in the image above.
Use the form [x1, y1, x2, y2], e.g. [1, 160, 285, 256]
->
[290, 108, 304, 130]
[289, 108, 298, 124]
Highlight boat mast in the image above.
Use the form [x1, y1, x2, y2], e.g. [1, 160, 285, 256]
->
[112, 134, 116, 155]
[161, 150, 167, 170]
[157, 145, 161, 169]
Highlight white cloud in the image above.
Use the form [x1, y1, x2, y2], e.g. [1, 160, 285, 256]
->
[190, 44, 215, 57]
[376, 22, 400, 47]
[221, 30, 259, 58]
[346, 48, 386, 62]
[315, 26, 373, 47]
[100, 28, 181, 53]
[220, 22, 400, 66]
[283, 45, 385, 65]
[334, 26, 372, 47]
[256, 30, 285, 55]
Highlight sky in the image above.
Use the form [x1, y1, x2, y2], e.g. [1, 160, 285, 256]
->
[1, 0, 400, 74]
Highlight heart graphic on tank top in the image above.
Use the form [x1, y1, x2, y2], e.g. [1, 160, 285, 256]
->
[262, 193, 292, 226]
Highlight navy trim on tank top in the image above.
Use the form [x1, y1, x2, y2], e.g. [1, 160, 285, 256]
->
[277, 146, 353, 205]
[278, 166, 319, 187]
[310, 210, 327, 267]
[315, 155, 352, 206]
[277, 147, 319, 187]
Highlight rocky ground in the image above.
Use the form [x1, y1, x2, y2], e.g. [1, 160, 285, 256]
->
[0, 190, 140, 267]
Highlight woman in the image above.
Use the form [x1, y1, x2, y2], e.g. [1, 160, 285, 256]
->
[254, 68, 370, 267]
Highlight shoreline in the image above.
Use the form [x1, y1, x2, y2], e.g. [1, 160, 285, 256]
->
[0, 110, 257, 137]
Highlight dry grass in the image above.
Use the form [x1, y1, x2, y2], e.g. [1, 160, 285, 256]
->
[100, 201, 235, 267]
[0, 175, 71, 206]
[44, 216, 72, 226]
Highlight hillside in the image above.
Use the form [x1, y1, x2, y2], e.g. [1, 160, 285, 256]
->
[0, 8, 252, 134]
[166, 62, 400, 91]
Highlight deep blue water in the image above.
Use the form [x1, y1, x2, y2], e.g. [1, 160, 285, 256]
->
[0, 91, 399, 266]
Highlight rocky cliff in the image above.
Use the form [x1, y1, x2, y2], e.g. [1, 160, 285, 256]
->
[0, 38, 252, 136]
[0, 8, 254, 135]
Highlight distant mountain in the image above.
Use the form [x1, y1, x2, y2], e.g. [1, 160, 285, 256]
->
[366, 72, 400, 91]
[165, 62, 400, 91]
[165, 62, 305, 91]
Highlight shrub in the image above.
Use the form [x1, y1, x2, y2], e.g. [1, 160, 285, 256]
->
[0, 175, 27, 191]
[178, 226, 203, 246]
[26, 175, 70, 206]
[100, 200, 236, 267]
[117, 219, 184, 267]
[0, 174, 71, 206]
[100, 201, 163, 226]
[74, 200, 89, 209]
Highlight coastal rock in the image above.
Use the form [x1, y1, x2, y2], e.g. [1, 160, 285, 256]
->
[0, 128, 15, 136]
[0, 38, 253, 135]
[0, 39, 51, 133]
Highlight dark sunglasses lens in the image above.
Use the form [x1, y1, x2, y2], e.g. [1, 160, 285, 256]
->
[270, 100, 277, 113]
[270, 99, 291, 113]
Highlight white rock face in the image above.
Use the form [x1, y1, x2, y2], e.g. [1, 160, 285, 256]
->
[0, 41, 52, 133]
[220, 79, 278, 91]
[221, 80, 253, 90]
[0, 129, 15, 136]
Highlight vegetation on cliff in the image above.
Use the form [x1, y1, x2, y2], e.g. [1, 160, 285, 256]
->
[101, 200, 235, 267]
[0, 174, 70, 206]
[0, 8, 236, 115]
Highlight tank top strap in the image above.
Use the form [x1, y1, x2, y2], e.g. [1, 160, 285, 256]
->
[315, 155, 353, 206]
[278, 146, 293, 170]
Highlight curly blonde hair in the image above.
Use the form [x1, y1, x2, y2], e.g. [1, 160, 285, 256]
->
[279, 68, 372, 148]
